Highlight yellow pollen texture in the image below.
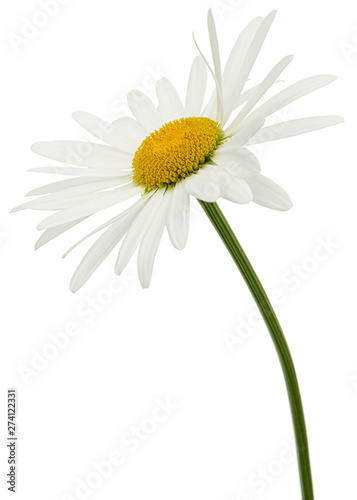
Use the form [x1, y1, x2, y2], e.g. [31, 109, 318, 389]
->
[132, 117, 221, 190]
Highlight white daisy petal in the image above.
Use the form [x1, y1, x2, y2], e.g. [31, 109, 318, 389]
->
[35, 218, 87, 250]
[31, 141, 132, 169]
[206, 82, 270, 120]
[72, 111, 110, 142]
[224, 117, 265, 148]
[110, 116, 147, 153]
[223, 11, 277, 124]
[222, 16, 263, 120]
[201, 91, 216, 120]
[247, 116, 344, 144]
[28, 166, 132, 177]
[213, 146, 260, 178]
[241, 75, 337, 130]
[192, 32, 223, 122]
[63, 195, 153, 258]
[156, 78, 184, 122]
[203, 165, 253, 204]
[70, 200, 145, 293]
[185, 56, 207, 116]
[231, 80, 285, 112]
[37, 184, 141, 230]
[184, 168, 222, 202]
[203, 17, 263, 122]
[226, 55, 293, 134]
[115, 190, 165, 275]
[233, 84, 261, 110]
[223, 17, 263, 81]
[222, 176, 253, 203]
[137, 194, 171, 288]
[73, 112, 146, 154]
[208, 9, 223, 123]
[13, 178, 130, 212]
[247, 175, 292, 211]
[127, 91, 163, 132]
[26, 177, 105, 197]
[166, 182, 190, 250]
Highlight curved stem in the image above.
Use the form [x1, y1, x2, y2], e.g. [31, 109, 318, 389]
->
[198, 200, 314, 500]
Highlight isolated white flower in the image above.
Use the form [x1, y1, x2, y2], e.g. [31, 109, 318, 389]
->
[13, 10, 342, 291]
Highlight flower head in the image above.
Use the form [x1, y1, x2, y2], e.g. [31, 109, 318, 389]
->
[12, 10, 343, 291]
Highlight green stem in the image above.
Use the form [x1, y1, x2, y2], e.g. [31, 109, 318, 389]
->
[199, 200, 314, 500]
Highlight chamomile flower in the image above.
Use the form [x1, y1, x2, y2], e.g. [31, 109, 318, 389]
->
[13, 10, 342, 291]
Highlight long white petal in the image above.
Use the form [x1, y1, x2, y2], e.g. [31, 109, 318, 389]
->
[31, 141, 132, 169]
[156, 78, 184, 122]
[127, 91, 163, 132]
[239, 75, 337, 133]
[222, 16, 263, 121]
[223, 11, 277, 124]
[63, 195, 153, 258]
[208, 9, 223, 123]
[192, 33, 222, 121]
[247, 175, 292, 211]
[13, 178, 130, 211]
[70, 201, 145, 293]
[185, 56, 207, 116]
[35, 218, 87, 250]
[72, 112, 146, 154]
[231, 82, 281, 112]
[202, 81, 270, 120]
[137, 194, 170, 288]
[201, 91, 216, 120]
[166, 182, 190, 250]
[115, 190, 165, 274]
[224, 117, 265, 147]
[247, 116, 344, 144]
[226, 55, 293, 134]
[26, 177, 106, 197]
[28, 166, 132, 177]
[37, 184, 141, 230]
[223, 17, 263, 79]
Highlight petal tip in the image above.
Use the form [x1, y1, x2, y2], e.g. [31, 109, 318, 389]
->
[72, 110, 82, 121]
[31, 142, 42, 153]
[70, 277, 81, 294]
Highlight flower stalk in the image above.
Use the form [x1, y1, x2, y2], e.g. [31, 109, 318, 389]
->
[198, 200, 314, 500]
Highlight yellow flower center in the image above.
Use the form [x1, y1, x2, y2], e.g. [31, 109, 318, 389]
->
[132, 117, 222, 190]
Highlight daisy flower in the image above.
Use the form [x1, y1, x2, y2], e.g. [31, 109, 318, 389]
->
[13, 10, 342, 291]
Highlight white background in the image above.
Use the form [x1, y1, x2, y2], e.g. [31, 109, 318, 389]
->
[1, 0, 356, 499]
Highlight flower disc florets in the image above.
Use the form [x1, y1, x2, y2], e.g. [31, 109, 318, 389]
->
[132, 117, 222, 190]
